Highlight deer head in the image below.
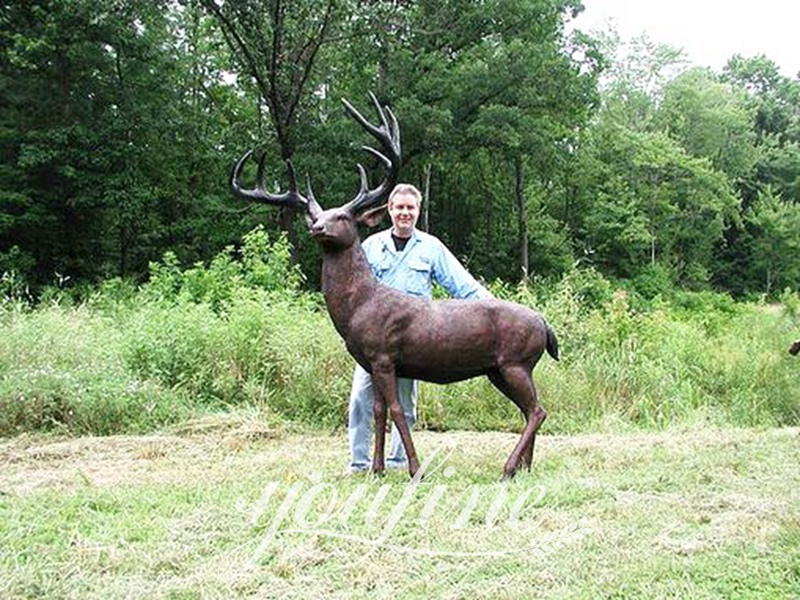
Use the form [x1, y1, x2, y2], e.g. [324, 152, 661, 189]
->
[230, 93, 401, 251]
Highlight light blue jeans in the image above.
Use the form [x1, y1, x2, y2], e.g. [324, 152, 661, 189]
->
[348, 364, 417, 472]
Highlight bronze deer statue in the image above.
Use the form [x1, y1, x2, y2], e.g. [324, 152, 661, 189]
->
[231, 94, 559, 479]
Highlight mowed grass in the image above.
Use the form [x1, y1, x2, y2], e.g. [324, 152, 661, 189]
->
[1, 421, 799, 599]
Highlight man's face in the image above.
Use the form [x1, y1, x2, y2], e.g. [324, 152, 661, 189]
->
[388, 192, 420, 238]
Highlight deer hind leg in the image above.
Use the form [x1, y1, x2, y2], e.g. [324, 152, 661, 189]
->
[488, 366, 546, 479]
[371, 366, 421, 478]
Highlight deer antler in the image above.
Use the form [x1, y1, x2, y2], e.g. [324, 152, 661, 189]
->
[230, 150, 310, 210]
[230, 93, 399, 215]
[341, 92, 402, 214]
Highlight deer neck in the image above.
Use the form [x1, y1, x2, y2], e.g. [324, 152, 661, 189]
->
[320, 239, 376, 334]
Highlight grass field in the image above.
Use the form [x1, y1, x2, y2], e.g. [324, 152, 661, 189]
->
[2, 418, 799, 599]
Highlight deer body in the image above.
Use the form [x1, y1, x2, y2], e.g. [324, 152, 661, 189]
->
[320, 240, 497, 381]
[232, 94, 558, 479]
[313, 214, 556, 478]
[349, 297, 550, 384]
[338, 291, 550, 385]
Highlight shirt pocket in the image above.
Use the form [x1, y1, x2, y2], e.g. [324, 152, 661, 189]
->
[372, 253, 393, 281]
[405, 259, 432, 297]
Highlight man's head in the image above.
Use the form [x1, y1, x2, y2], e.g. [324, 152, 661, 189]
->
[387, 183, 422, 238]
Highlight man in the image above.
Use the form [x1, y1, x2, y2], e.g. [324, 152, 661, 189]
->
[790, 340, 800, 356]
[348, 183, 492, 473]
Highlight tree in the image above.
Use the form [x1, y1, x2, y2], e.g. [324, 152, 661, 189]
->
[196, 0, 339, 159]
[657, 68, 759, 185]
[0, 1, 250, 285]
[723, 54, 799, 143]
[570, 77, 740, 286]
[336, 0, 601, 281]
[0, 0, 177, 282]
[710, 55, 800, 295]
[745, 187, 800, 294]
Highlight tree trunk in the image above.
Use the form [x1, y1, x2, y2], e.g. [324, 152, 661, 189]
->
[514, 156, 529, 283]
[422, 163, 432, 233]
[199, 0, 335, 264]
[119, 222, 128, 278]
[650, 234, 656, 266]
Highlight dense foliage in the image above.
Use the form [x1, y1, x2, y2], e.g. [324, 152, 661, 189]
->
[2, 1, 798, 297]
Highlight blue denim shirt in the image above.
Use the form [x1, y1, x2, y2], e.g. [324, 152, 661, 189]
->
[361, 229, 492, 300]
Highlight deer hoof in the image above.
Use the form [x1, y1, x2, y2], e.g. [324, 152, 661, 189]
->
[408, 469, 425, 482]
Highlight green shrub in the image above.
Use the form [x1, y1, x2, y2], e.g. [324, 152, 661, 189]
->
[145, 226, 304, 309]
[118, 288, 350, 427]
[630, 263, 673, 300]
[780, 288, 800, 321]
[469, 273, 800, 433]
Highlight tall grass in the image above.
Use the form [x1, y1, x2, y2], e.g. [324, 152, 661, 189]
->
[0, 303, 184, 435]
[1, 232, 798, 437]
[537, 283, 799, 431]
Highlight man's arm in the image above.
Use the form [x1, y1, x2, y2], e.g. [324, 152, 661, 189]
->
[431, 240, 492, 300]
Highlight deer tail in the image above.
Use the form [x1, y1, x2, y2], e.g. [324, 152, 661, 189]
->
[545, 322, 559, 361]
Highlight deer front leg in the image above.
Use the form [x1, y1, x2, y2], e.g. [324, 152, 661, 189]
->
[371, 364, 421, 478]
[371, 386, 388, 476]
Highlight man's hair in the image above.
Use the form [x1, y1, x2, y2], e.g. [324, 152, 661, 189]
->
[388, 183, 422, 206]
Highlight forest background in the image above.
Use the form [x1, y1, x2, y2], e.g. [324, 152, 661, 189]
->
[1, 0, 798, 437]
[4, 0, 800, 296]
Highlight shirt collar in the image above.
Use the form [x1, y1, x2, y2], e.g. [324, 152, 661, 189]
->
[380, 227, 419, 250]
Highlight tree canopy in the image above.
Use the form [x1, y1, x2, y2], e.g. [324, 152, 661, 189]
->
[1, 1, 799, 298]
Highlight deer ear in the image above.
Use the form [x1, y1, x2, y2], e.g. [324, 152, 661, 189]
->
[356, 204, 387, 227]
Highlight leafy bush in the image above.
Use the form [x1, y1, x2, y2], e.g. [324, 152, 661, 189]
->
[0, 270, 33, 305]
[780, 288, 800, 321]
[119, 288, 350, 427]
[450, 269, 799, 433]
[630, 263, 673, 300]
[146, 226, 304, 309]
